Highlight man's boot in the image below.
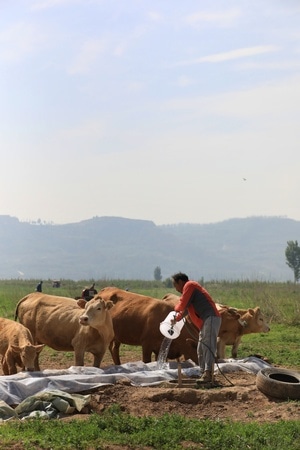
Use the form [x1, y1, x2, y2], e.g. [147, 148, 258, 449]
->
[197, 370, 212, 383]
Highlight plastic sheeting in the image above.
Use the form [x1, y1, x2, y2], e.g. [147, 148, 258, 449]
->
[0, 357, 271, 420]
[0, 390, 91, 421]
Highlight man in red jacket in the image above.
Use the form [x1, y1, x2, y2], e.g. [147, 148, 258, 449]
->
[172, 272, 221, 383]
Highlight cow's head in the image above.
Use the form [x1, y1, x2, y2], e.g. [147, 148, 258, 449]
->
[79, 297, 114, 327]
[161, 293, 180, 305]
[10, 343, 44, 371]
[243, 307, 270, 333]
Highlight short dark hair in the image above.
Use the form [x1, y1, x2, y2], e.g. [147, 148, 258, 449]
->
[172, 272, 189, 283]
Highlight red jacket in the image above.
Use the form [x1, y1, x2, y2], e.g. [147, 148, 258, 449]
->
[174, 280, 220, 330]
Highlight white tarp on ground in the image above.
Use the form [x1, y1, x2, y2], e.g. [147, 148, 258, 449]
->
[0, 357, 271, 421]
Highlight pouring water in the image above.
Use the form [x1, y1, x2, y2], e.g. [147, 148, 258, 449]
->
[157, 337, 172, 369]
[157, 312, 185, 369]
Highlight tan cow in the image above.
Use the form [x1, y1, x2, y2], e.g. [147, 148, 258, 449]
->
[0, 317, 44, 375]
[216, 303, 270, 359]
[98, 287, 198, 365]
[14, 293, 114, 369]
[162, 293, 269, 359]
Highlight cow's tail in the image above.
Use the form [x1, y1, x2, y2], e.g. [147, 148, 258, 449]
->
[14, 294, 31, 321]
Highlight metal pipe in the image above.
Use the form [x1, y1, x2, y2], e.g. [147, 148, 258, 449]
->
[178, 362, 182, 387]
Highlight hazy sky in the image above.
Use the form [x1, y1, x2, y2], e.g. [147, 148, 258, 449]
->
[1, 0, 300, 225]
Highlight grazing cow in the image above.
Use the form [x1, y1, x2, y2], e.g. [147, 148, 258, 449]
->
[0, 317, 44, 375]
[98, 287, 198, 365]
[15, 293, 114, 369]
[162, 293, 269, 359]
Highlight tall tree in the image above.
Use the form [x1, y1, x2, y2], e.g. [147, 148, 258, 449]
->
[154, 266, 162, 281]
[285, 240, 300, 283]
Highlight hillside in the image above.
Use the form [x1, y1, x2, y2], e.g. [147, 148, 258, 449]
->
[0, 215, 298, 281]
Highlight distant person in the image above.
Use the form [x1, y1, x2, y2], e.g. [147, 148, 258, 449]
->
[36, 281, 43, 292]
[171, 272, 221, 383]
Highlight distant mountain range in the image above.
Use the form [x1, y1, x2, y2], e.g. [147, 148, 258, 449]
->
[0, 215, 298, 282]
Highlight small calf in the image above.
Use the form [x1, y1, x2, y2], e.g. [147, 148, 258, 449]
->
[0, 317, 44, 375]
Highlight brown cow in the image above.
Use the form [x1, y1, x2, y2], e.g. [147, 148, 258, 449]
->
[162, 293, 181, 305]
[98, 287, 198, 365]
[14, 293, 114, 369]
[162, 294, 269, 359]
[0, 317, 44, 375]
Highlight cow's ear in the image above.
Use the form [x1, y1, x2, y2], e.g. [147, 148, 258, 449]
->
[35, 344, 45, 353]
[77, 299, 87, 309]
[105, 300, 114, 310]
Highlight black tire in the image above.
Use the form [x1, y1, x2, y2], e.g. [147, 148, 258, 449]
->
[256, 367, 300, 400]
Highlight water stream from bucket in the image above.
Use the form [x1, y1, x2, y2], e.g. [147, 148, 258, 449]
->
[156, 337, 172, 370]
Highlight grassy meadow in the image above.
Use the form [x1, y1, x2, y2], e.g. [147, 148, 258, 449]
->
[0, 278, 299, 449]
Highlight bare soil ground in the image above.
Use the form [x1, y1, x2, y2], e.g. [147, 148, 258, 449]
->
[87, 372, 300, 424]
[26, 349, 300, 424]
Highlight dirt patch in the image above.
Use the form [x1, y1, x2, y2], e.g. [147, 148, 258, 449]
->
[83, 371, 300, 423]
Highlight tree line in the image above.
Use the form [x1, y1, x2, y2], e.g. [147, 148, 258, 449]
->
[285, 240, 300, 283]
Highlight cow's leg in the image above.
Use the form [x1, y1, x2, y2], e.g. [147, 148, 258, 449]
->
[216, 338, 226, 359]
[2, 355, 10, 375]
[92, 350, 106, 368]
[142, 344, 152, 363]
[231, 337, 242, 358]
[74, 348, 85, 366]
[109, 339, 121, 365]
[4, 351, 17, 375]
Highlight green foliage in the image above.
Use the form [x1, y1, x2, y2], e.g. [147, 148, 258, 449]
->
[1, 410, 300, 449]
[285, 240, 300, 283]
[230, 325, 300, 366]
[205, 280, 300, 326]
[164, 277, 173, 288]
[154, 265, 162, 281]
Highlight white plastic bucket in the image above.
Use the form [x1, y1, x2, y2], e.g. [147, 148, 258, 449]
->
[159, 311, 185, 339]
